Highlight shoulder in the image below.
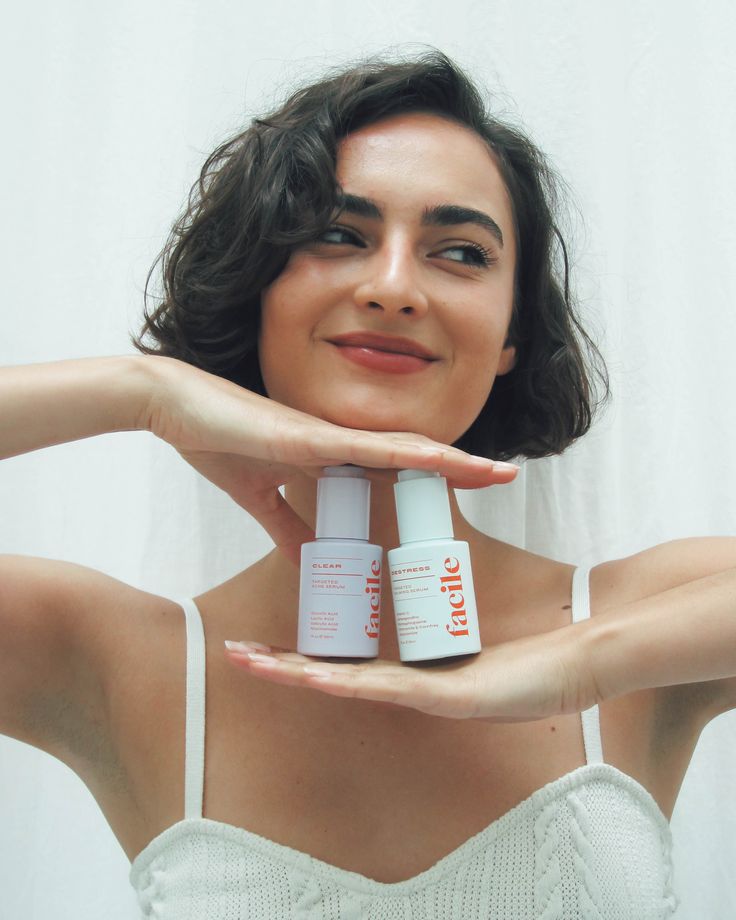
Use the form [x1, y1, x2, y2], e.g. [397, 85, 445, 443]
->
[6, 554, 182, 665]
[0, 554, 182, 769]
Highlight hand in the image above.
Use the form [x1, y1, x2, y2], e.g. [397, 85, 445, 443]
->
[224, 622, 603, 722]
[139, 356, 519, 565]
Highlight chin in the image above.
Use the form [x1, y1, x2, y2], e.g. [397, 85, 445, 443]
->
[326, 407, 415, 432]
[272, 385, 474, 443]
[322, 403, 457, 443]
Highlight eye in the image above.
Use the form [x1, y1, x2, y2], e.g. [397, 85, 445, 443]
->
[316, 226, 364, 246]
[313, 227, 496, 268]
[439, 242, 496, 268]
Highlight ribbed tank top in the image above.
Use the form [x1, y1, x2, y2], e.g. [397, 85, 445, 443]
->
[129, 566, 679, 918]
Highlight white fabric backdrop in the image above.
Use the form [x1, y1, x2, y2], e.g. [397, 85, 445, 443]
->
[1, 1, 735, 917]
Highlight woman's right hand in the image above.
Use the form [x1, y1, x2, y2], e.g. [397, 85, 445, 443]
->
[141, 356, 518, 565]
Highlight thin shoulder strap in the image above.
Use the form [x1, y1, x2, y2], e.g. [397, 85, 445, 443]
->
[571, 566, 604, 765]
[177, 597, 207, 819]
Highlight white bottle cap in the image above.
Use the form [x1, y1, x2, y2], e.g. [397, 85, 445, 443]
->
[315, 466, 370, 540]
[393, 469, 454, 544]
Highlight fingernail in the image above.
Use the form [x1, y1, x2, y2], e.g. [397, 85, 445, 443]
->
[224, 640, 273, 653]
[492, 461, 520, 472]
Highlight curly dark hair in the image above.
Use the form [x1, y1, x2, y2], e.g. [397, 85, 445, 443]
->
[131, 48, 609, 461]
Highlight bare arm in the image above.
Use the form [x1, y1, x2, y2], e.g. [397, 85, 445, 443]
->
[0, 356, 151, 460]
[0, 353, 515, 756]
[586, 538, 736, 716]
[1, 353, 513, 560]
[0, 356, 158, 757]
[225, 537, 736, 724]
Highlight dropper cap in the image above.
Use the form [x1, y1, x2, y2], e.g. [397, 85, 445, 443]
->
[315, 466, 370, 540]
[393, 469, 454, 544]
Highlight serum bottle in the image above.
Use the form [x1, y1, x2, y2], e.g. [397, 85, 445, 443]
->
[297, 466, 382, 658]
[388, 469, 481, 662]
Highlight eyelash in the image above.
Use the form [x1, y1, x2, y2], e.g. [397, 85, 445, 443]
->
[316, 227, 497, 268]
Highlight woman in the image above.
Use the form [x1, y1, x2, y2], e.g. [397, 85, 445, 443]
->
[2, 50, 734, 918]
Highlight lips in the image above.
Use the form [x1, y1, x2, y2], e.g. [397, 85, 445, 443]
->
[327, 332, 439, 361]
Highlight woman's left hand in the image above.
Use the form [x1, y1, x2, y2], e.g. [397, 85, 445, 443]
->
[224, 624, 603, 722]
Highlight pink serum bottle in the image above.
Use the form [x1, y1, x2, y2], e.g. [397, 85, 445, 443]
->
[297, 466, 382, 658]
[388, 469, 481, 662]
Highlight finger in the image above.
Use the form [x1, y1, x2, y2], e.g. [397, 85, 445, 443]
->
[303, 451, 519, 491]
[290, 424, 513, 485]
[445, 461, 519, 490]
[337, 463, 519, 494]
[300, 664, 475, 719]
[234, 652, 478, 720]
[224, 641, 308, 657]
[225, 648, 350, 691]
[307, 655, 487, 720]
[226, 648, 385, 679]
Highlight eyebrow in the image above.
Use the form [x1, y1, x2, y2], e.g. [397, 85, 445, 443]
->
[334, 193, 504, 248]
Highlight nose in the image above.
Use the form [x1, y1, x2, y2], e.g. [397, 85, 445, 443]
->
[351, 239, 430, 318]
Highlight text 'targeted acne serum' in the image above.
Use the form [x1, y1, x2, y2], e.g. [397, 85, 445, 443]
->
[297, 466, 382, 658]
[388, 469, 481, 662]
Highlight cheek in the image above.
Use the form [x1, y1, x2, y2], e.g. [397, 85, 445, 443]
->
[258, 271, 325, 404]
[456, 304, 511, 365]
[257, 290, 295, 400]
[450, 313, 512, 407]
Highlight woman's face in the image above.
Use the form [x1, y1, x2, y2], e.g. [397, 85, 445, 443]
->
[258, 112, 517, 445]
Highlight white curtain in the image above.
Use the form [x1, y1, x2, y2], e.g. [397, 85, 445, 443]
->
[1, 1, 735, 916]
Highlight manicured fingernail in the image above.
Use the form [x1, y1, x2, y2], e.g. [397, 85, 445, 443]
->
[224, 640, 272, 653]
[303, 666, 334, 680]
[492, 461, 520, 471]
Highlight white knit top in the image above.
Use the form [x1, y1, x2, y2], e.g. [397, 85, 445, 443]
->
[129, 566, 679, 918]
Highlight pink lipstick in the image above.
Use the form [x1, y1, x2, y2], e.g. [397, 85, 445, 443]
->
[327, 332, 439, 375]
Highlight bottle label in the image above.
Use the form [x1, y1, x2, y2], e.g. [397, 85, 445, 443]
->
[389, 544, 480, 659]
[298, 543, 382, 657]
